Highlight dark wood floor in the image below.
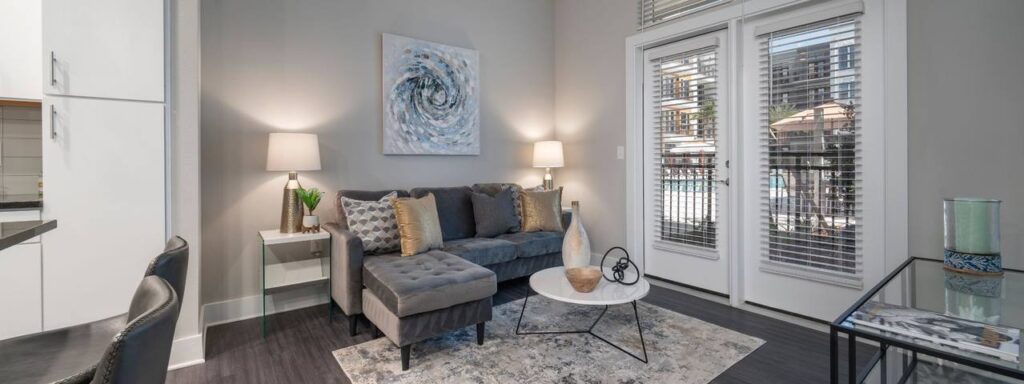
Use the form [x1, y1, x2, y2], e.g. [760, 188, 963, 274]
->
[167, 278, 874, 383]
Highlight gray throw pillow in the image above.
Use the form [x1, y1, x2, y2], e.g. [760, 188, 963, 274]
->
[472, 183, 523, 232]
[340, 192, 401, 254]
[470, 188, 519, 238]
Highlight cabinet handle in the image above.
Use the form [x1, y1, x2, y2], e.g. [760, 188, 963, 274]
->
[50, 51, 56, 86]
[50, 105, 57, 140]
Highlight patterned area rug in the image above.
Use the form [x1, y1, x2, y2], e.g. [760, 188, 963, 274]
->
[334, 295, 764, 383]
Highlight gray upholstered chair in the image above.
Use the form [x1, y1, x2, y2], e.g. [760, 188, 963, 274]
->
[0, 237, 189, 384]
[61, 276, 181, 384]
[146, 236, 189, 306]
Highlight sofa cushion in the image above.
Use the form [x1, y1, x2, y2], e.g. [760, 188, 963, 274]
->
[521, 188, 564, 232]
[442, 238, 518, 266]
[496, 231, 564, 258]
[335, 189, 410, 230]
[472, 183, 523, 232]
[340, 192, 401, 254]
[410, 186, 475, 241]
[470, 188, 519, 237]
[392, 194, 444, 257]
[362, 251, 496, 317]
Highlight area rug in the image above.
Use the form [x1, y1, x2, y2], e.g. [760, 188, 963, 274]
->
[334, 295, 764, 383]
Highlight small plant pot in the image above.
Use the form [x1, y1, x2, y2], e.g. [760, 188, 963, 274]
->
[302, 215, 320, 233]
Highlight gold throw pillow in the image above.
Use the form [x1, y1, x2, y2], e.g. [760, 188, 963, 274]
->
[521, 188, 563, 232]
[391, 194, 443, 257]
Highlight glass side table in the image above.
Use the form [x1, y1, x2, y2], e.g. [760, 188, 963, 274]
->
[258, 229, 332, 338]
[831, 257, 1024, 383]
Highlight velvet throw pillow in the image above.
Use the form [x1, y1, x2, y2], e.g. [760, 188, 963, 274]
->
[521, 188, 563, 233]
[391, 194, 444, 257]
[470, 188, 519, 237]
[340, 192, 400, 254]
[472, 183, 523, 232]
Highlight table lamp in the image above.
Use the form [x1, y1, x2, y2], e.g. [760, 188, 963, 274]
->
[533, 141, 564, 191]
[267, 133, 321, 233]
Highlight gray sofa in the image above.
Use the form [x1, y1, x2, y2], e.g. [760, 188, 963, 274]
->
[325, 185, 569, 330]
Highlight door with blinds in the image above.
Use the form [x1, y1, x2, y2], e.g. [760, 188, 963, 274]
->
[643, 31, 730, 295]
[739, 5, 884, 320]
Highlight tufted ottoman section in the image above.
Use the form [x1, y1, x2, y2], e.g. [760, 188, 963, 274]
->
[362, 250, 497, 317]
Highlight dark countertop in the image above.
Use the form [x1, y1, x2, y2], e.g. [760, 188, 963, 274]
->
[0, 194, 43, 210]
[0, 220, 56, 251]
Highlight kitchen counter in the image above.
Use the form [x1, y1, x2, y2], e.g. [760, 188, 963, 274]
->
[0, 220, 56, 251]
[0, 194, 42, 210]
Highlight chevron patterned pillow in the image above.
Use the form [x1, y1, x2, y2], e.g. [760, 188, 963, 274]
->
[340, 192, 401, 254]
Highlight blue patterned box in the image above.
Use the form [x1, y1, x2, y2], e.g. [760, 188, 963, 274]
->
[943, 249, 1003, 275]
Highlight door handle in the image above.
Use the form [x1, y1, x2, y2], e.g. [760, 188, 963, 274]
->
[50, 51, 57, 87]
[716, 178, 730, 186]
[50, 105, 57, 140]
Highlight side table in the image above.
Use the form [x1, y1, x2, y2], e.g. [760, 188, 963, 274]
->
[258, 229, 332, 338]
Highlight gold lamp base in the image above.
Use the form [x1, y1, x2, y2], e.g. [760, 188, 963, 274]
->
[280, 171, 304, 233]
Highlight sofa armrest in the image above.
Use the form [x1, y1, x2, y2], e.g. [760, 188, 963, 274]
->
[325, 222, 365, 316]
[561, 209, 573, 232]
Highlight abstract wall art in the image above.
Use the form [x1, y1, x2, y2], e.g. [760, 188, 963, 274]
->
[382, 34, 480, 155]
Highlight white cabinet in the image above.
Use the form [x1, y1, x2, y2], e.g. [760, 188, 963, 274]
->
[42, 96, 165, 330]
[0, 243, 43, 340]
[41, 0, 164, 102]
[0, 210, 42, 340]
[0, 0, 43, 100]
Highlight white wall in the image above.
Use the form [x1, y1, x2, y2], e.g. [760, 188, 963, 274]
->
[554, 0, 636, 257]
[169, 0, 204, 368]
[200, 0, 556, 305]
[0, 0, 42, 100]
[907, 0, 1024, 269]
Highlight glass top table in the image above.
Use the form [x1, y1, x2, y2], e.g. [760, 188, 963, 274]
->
[831, 257, 1024, 383]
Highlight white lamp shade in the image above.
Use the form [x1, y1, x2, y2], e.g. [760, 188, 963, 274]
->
[533, 141, 564, 168]
[266, 133, 322, 171]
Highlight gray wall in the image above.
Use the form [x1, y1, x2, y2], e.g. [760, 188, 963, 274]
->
[554, 0, 635, 255]
[908, 0, 1024, 269]
[201, 0, 555, 304]
[553, 0, 1024, 270]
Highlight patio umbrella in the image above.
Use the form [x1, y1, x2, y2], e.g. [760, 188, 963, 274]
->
[770, 102, 855, 133]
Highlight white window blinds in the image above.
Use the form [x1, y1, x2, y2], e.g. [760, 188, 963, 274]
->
[651, 45, 719, 249]
[638, 0, 729, 30]
[759, 15, 863, 281]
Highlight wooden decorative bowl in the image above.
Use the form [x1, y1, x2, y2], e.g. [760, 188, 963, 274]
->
[565, 267, 602, 293]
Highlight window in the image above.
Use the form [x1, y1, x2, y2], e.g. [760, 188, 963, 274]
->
[836, 45, 855, 70]
[638, 0, 730, 30]
[760, 16, 862, 280]
[651, 45, 719, 249]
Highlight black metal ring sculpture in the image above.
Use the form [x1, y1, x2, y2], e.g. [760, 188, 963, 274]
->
[600, 247, 640, 286]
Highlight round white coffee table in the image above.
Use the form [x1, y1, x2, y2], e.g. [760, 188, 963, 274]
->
[515, 266, 651, 363]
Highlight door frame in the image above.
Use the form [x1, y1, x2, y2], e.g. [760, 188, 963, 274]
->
[625, 0, 907, 312]
[642, 30, 732, 295]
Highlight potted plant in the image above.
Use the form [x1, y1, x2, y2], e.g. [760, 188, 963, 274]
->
[296, 187, 325, 233]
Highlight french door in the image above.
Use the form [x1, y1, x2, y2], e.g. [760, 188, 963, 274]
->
[642, 31, 730, 295]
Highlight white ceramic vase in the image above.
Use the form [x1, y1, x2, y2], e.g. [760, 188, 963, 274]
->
[562, 201, 591, 270]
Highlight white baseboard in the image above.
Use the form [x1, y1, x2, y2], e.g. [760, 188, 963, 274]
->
[168, 333, 204, 370]
[201, 285, 330, 329]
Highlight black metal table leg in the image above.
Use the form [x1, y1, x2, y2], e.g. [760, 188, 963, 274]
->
[880, 344, 887, 384]
[848, 332, 857, 384]
[830, 328, 839, 384]
[514, 285, 531, 335]
[516, 293, 648, 363]
[631, 301, 649, 363]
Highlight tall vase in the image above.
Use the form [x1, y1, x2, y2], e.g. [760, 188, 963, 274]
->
[562, 201, 591, 270]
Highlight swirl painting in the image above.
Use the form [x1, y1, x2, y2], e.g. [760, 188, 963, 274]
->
[383, 34, 480, 155]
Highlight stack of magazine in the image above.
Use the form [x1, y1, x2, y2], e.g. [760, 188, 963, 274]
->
[850, 301, 1021, 363]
